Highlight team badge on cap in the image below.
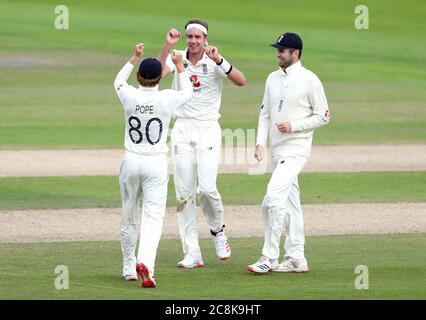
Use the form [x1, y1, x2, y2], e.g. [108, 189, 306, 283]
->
[271, 32, 303, 50]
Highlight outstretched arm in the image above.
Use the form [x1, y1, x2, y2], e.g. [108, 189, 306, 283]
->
[157, 28, 180, 78]
[114, 43, 144, 86]
[129, 43, 144, 66]
[114, 43, 144, 100]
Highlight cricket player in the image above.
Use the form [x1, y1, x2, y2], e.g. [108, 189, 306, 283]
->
[114, 43, 193, 287]
[247, 33, 330, 274]
[157, 19, 246, 268]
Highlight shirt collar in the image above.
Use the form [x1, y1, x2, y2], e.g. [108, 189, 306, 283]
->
[184, 47, 208, 65]
[279, 60, 302, 77]
[138, 85, 159, 92]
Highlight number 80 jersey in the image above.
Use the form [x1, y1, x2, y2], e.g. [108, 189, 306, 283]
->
[114, 62, 193, 155]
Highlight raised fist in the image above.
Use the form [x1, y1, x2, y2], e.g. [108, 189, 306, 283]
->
[166, 28, 180, 46]
[171, 50, 183, 65]
[205, 45, 221, 64]
[134, 43, 144, 58]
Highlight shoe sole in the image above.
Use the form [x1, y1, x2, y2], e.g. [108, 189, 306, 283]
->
[122, 276, 138, 281]
[136, 263, 156, 288]
[177, 261, 204, 269]
[271, 268, 309, 273]
[247, 266, 268, 274]
[220, 256, 231, 261]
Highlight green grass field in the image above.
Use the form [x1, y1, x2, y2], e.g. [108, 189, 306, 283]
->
[1, 0, 426, 148]
[1, 0, 425, 301]
[1, 234, 425, 299]
[0, 171, 425, 210]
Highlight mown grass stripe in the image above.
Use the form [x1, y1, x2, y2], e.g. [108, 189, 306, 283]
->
[0, 172, 425, 210]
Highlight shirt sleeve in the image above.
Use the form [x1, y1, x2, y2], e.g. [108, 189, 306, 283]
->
[113, 62, 134, 104]
[164, 71, 193, 114]
[216, 63, 227, 79]
[290, 74, 330, 132]
[166, 53, 176, 73]
[256, 77, 271, 147]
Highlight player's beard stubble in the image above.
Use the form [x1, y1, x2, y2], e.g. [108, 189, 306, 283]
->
[279, 56, 295, 69]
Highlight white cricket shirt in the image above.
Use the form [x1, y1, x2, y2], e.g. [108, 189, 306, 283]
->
[166, 48, 227, 120]
[256, 61, 330, 158]
[114, 62, 193, 155]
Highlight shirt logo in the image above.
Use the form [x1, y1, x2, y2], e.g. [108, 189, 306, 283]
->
[278, 100, 284, 112]
[202, 63, 208, 75]
[183, 62, 188, 68]
[190, 74, 201, 88]
[325, 110, 330, 119]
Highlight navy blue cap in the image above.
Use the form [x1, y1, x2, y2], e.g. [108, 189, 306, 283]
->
[138, 58, 162, 80]
[271, 32, 303, 50]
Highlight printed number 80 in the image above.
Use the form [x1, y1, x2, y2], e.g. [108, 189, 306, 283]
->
[128, 116, 163, 145]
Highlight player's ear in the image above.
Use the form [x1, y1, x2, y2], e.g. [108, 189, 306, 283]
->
[136, 72, 143, 85]
[295, 49, 300, 59]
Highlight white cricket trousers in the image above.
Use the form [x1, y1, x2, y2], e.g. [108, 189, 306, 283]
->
[119, 151, 168, 276]
[171, 118, 224, 256]
[261, 154, 308, 260]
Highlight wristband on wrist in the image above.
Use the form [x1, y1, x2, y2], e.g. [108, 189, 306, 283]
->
[217, 57, 232, 74]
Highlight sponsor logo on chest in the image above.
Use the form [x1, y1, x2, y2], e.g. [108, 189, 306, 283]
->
[185, 62, 211, 93]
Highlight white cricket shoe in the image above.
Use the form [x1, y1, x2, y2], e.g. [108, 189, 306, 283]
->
[247, 256, 279, 274]
[136, 263, 156, 288]
[272, 256, 309, 273]
[177, 253, 204, 269]
[212, 231, 231, 260]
